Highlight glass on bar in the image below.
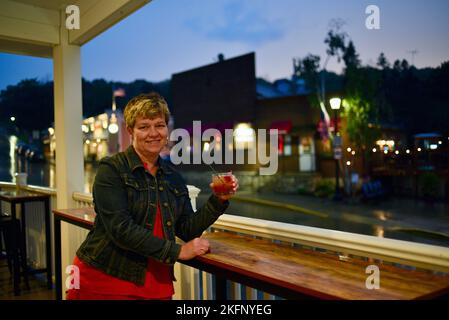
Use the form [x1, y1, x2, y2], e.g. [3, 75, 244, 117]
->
[211, 172, 235, 196]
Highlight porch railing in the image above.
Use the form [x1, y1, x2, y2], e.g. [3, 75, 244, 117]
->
[2, 181, 449, 300]
[0, 182, 57, 275]
[70, 184, 449, 299]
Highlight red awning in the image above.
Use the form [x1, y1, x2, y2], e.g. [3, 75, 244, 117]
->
[270, 120, 292, 134]
[180, 122, 234, 134]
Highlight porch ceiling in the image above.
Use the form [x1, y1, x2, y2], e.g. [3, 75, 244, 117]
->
[13, 0, 70, 10]
[0, 0, 151, 58]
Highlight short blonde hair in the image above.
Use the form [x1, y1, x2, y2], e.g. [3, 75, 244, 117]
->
[123, 92, 170, 128]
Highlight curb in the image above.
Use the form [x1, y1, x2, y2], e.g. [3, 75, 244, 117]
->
[389, 227, 449, 241]
[232, 196, 329, 218]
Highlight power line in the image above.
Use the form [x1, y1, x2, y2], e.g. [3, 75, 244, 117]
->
[407, 50, 419, 66]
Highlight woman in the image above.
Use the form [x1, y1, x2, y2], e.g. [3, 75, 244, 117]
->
[67, 92, 238, 300]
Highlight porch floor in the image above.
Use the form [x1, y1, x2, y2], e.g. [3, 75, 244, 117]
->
[0, 257, 55, 300]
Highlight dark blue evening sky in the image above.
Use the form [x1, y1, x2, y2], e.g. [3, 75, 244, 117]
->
[1, 0, 448, 90]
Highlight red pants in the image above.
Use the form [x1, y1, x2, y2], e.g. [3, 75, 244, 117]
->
[66, 289, 172, 300]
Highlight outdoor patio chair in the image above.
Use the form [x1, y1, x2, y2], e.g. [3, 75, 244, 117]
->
[0, 213, 30, 291]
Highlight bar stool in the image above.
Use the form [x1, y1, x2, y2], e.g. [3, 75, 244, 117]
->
[0, 213, 30, 291]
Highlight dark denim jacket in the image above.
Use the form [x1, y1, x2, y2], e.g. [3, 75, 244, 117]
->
[76, 146, 229, 285]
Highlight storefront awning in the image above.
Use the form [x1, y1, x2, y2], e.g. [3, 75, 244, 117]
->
[180, 121, 234, 135]
[269, 120, 292, 134]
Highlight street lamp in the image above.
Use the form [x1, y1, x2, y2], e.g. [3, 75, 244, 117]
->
[330, 97, 342, 201]
[330, 98, 341, 110]
[108, 112, 119, 134]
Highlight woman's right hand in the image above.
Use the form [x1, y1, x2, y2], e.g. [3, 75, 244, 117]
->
[178, 237, 210, 261]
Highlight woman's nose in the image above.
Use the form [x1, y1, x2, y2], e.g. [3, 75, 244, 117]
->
[148, 126, 159, 136]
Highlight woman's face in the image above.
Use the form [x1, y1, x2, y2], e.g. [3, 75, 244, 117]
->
[129, 116, 168, 157]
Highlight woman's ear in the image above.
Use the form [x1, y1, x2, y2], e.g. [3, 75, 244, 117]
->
[126, 126, 133, 138]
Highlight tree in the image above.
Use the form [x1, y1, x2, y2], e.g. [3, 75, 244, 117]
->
[293, 21, 384, 174]
[342, 41, 360, 71]
[293, 54, 321, 94]
[0, 78, 172, 136]
[320, 21, 347, 114]
[293, 20, 348, 146]
[377, 52, 390, 69]
[339, 39, 382, 173]
[342, 65, 382, 173]
[0, 79, 54, 132]
[401, 59, 410, 71]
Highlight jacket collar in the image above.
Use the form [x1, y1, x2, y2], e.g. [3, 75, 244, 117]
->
[125, 145, 172, 175]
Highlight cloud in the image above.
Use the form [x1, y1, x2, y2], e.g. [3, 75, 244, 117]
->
[185, 1, 284, 45]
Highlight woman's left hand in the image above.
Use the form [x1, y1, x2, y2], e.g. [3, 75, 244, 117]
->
[210, 175, 239, 202]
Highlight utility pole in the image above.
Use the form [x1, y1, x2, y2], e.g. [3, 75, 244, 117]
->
[407, 50, 418, 66]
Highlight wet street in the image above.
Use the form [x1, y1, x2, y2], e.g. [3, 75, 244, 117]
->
[0, 135, 97, 193]
[2, 134, 449, 247]
[196, 191, 449, 247]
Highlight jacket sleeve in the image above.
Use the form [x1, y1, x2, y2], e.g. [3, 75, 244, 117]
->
[175, 179, 229, 242]
[93, 160, 181, 265]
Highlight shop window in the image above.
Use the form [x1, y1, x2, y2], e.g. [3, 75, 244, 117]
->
[284, 135, 292, 156]
[278, 134, 284, 155]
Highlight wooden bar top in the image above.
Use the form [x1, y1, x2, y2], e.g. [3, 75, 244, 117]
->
[52, 207, 449, 300]
[198, 232, 449, 300]
[0, 190, 50, 202]
[53, 207, 96, 227]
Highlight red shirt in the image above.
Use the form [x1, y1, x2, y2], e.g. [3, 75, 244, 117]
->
[73, 169, 174, 299]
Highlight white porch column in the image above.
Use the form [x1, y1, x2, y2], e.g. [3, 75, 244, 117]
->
[53, 22, 84, 209]
[53, 13, 84, 299]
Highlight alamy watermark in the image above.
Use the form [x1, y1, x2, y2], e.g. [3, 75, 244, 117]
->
[169, 121, 279, 175]
[66, 264, 80, 290]
[365, 265, 380, 289]
[66, 5, 80, 30]
[366, 5, 381, 30]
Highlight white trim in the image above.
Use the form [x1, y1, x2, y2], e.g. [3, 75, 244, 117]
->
[0, 182, 56, 195]
[72, 191, 93, 203]
[213, 214, 449, 273]
[0, 0, 59, 48]
[0, 182, 16, 189]
[23, 185, 57, 196]
[69, 0, 151, 45]
[73, 185, 201, 207]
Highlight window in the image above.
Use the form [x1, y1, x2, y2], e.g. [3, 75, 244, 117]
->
[284, 135, 292, 156]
